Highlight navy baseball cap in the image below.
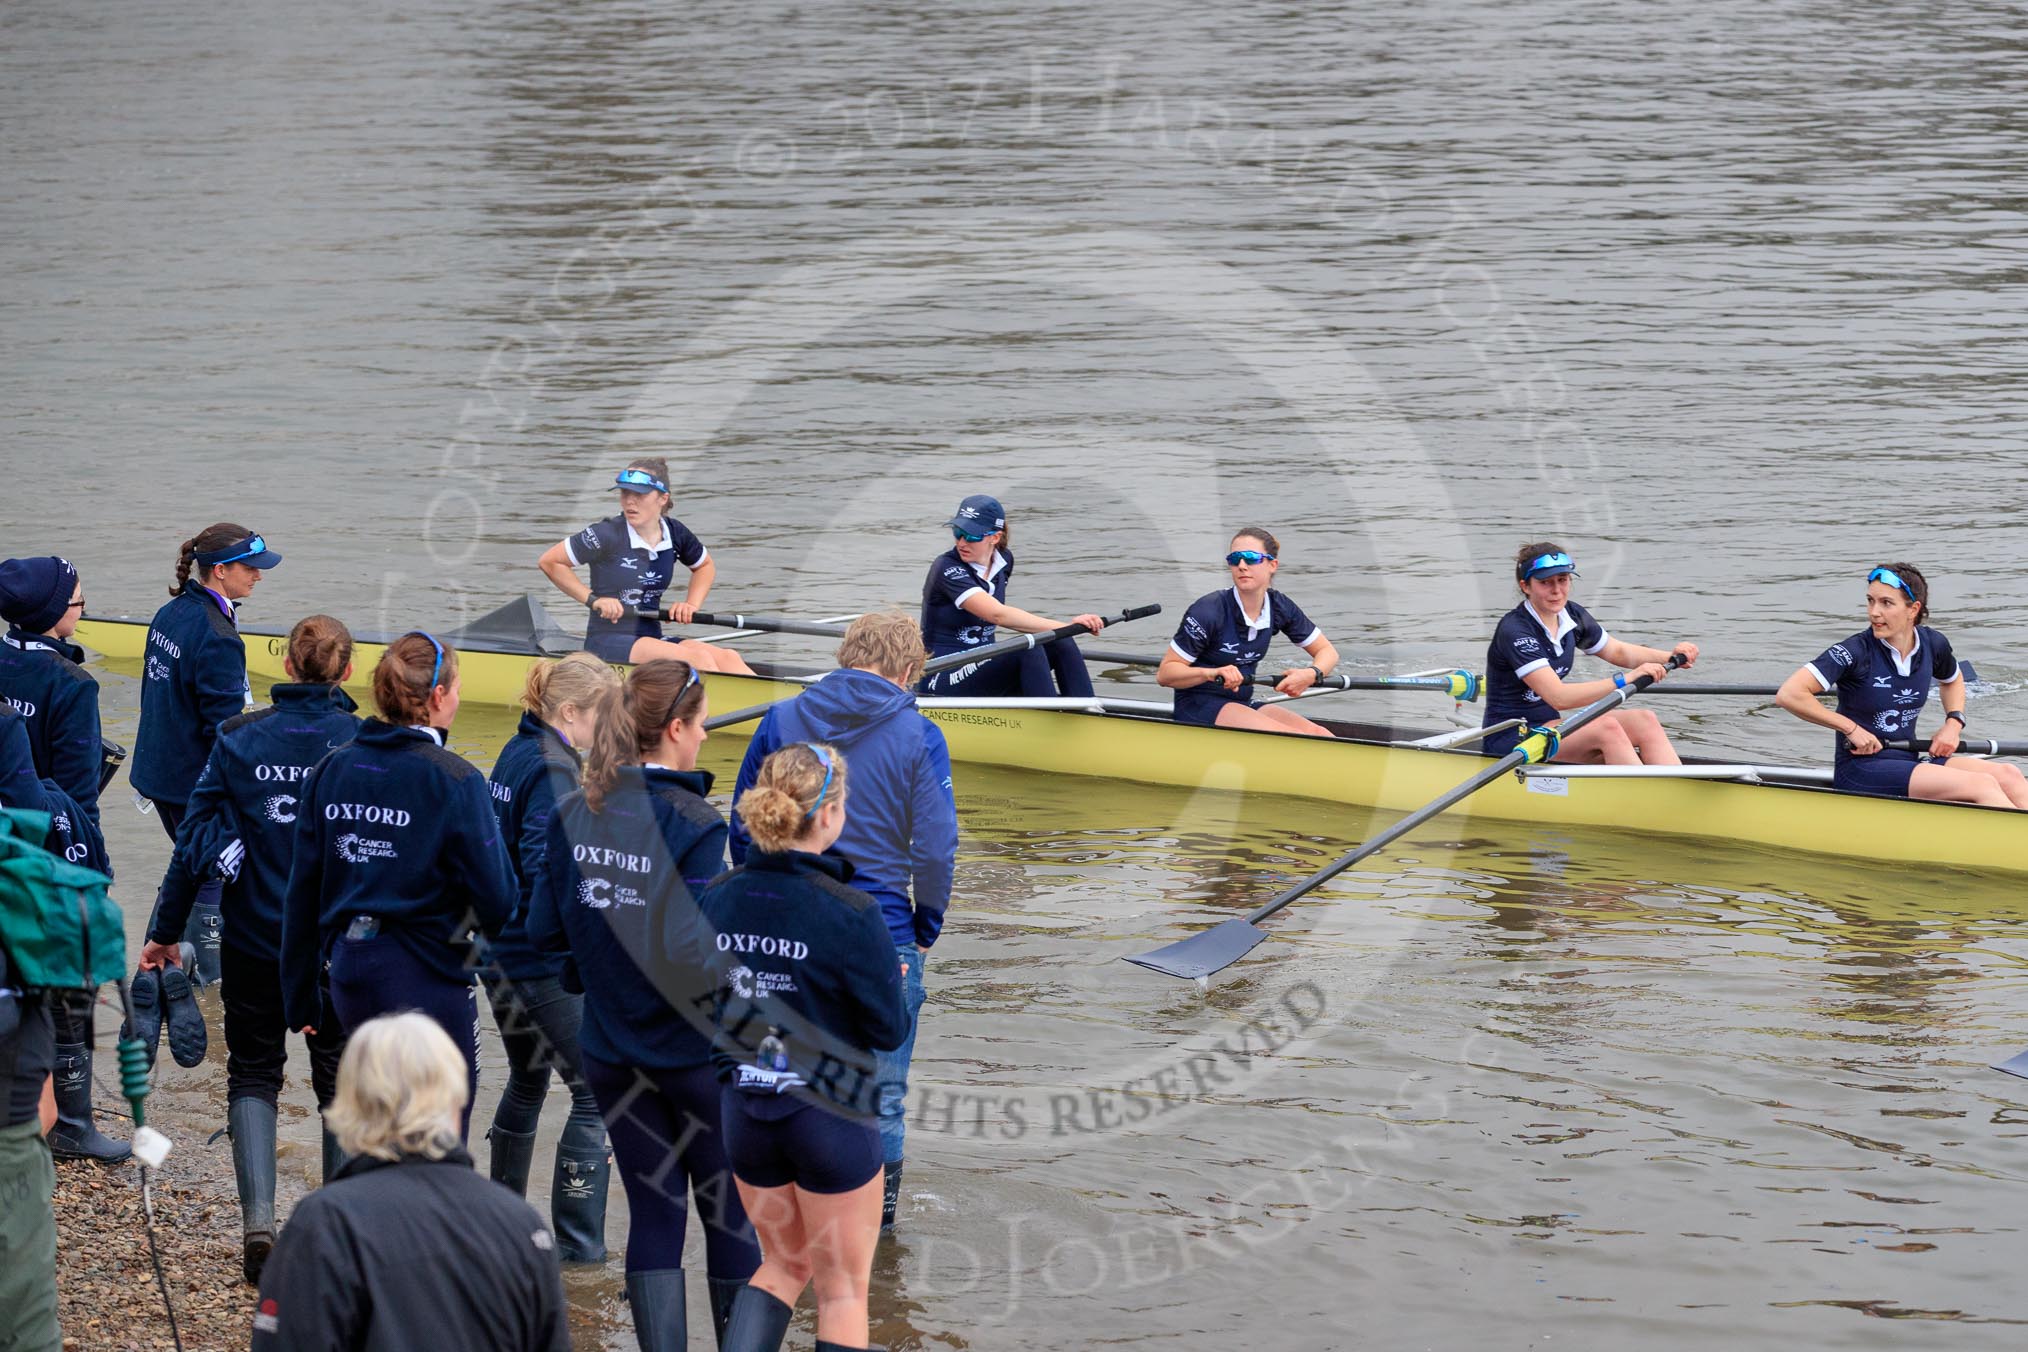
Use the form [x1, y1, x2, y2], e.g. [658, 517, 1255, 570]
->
[194, 533, 283, 570]
[945, 494, 1005, 535]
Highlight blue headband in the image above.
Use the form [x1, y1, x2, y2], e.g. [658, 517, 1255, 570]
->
[802, 743, 835, 819]
[406, 631, 446, 692]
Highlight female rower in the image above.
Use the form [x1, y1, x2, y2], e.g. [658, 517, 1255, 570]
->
[526, 660, 760, 1350]
[139, 615, 362, 1282]
[537, 456, 755, 674]
[132, 523, 283, 987]
[705, 744, 910, 1352]
[279, 633, 516, 1139]
[1481, 543, 1697, 764]
[1157, 528, 1340, 737]
[1776, 563, 2028, 808]
[480, 652, 621, 1264]
[917, 493, 1103, 697]
[0, 555, 127, 1164]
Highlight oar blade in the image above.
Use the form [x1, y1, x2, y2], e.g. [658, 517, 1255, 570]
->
[1122, 916, 1267, 980]
[1992, 1049, 2028, 1080]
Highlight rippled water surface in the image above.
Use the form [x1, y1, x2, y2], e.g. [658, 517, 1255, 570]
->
[8, 1, 2028, 1347]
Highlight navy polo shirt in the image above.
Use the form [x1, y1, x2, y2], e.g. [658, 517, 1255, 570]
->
[919, 547, 1012, 658]
[567, 514, 706, 659]
[1482, 600, 1611, 730]
[1167, 587, 1323, 725]
[1805, 627, 1960, 764]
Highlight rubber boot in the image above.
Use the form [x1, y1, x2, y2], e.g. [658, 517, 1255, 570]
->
[880, 1161, 903, 1230]
[624, 1269, 688, 1352]
[47, 1042, 131, 1163]
[190, 885, 224, 988]
[707, 1277, 746, 1347]
[228, 1098, 278, 1283]
[321, 1119, 347, 1183]
[550, 1117, 611, 1263]
[487, 1125, 536, 1196]
[816, 1342, 887, 1352]
[718, 1285, 791, 1352]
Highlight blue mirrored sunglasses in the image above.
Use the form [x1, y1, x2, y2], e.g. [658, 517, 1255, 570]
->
[198, 533, 268, 567]
[1868, 566, 1917, 603]
[951, 526, 991, 543]
[615, 469, 668, 494]
[406, 631, 446, 691]
[1523, 551, 1577, 580]
[802, 743, 836, 819]
[1225, 550, 1275, 566]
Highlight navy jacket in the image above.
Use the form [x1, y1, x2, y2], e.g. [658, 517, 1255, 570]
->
[731, 669, 958, 949]
[0, 630, 109, 874]
[151, 684, 363, 962]
[279, 720, 516, 1029]
[700, 850, 910, 1118]
[483, 713, 581, 982]
[131, 581, 252, 805]
[0, 706, 49, 820]
[526, 766, 724, 1070]
[252, 1147, 570, 1352]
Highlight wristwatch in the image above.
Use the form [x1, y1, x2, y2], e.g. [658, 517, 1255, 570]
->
[1613, 672, 1627, 690]
[1946, 710, 1967, 728]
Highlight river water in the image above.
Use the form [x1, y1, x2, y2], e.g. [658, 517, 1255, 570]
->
[6, 1, 2028, 1348]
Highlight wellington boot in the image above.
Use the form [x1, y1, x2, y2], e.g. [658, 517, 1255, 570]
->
[550, 1117, 610, 1263]
[708, 1277, 746, 1347]
[190, 891, 224, 988]
[718, 1286, 792, 1352]
[47, 1042, 130, 1163]
[487, 1124, 536, 1196]
[816, 1342, 888, 1352]
[880, 1160, 903, 1230]
[624, 1268, 688, 1352]
[320, 1119, 347, 1184]
[228, 1098, 278, 1283]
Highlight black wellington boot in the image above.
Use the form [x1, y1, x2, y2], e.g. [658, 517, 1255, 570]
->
[816, 1342, 888, 1352]
[708, 1277, 746, 1347]
[320, 1117, 347, 1183]
[549, 1116, 610, 1263]
[487, 1125, 536, 1196]
[228, 1098, 278, 1282]
[47, 1041, 131, 1163]
[624, 1269, 687, 1352]
[719, 1286, 792, 1352]
[880, 1160, 903, 1230]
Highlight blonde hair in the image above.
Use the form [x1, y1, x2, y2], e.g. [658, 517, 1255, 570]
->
[325, 1013, 468, 1163]
[735, 743, 848, 852]
[520, 651, 621, 721]
[836, 612, 925, 686]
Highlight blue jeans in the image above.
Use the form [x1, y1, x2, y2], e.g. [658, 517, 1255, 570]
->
[874, 945, 928, 1165]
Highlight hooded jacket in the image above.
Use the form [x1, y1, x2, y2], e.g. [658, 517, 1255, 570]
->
[483, 713, 581, 983]
[729, 668, 958, 949]
[131, 580, 253, 804]
[279, 720, 515, 1029]
[151, 684, 364, 962]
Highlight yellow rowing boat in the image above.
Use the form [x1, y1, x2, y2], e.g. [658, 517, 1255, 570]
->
[72, 601, 2028, 879]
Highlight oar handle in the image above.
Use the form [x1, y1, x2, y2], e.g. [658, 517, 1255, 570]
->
[628, 608, 857, 639]
[1884, 736, 2026, 757]
[1241, 669, 1482, 700]
[920, 604, 1161, 677]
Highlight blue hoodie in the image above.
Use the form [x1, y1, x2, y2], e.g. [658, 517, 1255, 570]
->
[730, 668, 958, 950]
[151, 684, 363, 963]
[0, 630, 109, 875]
[483, 713, 581, 983]
[699, 850, 910, 1118]
[131, 581, 251, 805]
[279, 719, 516, 1029]
[525, 765, 725, 1070]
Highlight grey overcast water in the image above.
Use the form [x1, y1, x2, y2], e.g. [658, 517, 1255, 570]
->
[6, 2, 2028, 1349]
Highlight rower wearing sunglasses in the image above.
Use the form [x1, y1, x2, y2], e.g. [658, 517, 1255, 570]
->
[280, 632, 518, 1141]
[917, 493, 1104, 698]
[132, 523, 283, 987]
[1776, 563, 2027, 808]
[1157, 528, 1340, 737]
[537, 457, 755, 674]
[1481, 543, 1696, 764]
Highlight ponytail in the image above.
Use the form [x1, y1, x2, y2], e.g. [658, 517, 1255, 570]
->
[372, 633, 457, 725]
[581, 659, 704, 812]
[287, 615, 354, 685]
[172, 522, 252, 596]
[520, 651, 619, 721]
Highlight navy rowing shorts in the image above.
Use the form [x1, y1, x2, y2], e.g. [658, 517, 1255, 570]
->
[1834, 749, 1941, 797]
[721, 1094, 882, 1194]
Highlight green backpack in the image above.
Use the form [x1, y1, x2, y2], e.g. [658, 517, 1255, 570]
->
[0, 807, 126, 990]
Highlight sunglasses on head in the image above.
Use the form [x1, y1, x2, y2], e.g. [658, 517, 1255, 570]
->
[1868, 566, 1918, 603]
[802, 743, 835, 819]
[1521, 551, 1578, 581]
[197, 534, 268, 568]
[615, 469, 668, 494]
[406, 631, 446, 691]
[1225, 550, 1275, 567]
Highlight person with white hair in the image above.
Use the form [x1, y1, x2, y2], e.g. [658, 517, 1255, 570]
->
[251, 1013, 571, 1352]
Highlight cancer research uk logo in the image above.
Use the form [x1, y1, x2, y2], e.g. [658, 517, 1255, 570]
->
[335, 833, 397, 863]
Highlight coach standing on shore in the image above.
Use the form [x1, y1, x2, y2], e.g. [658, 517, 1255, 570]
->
[730, 613, 957, 1231]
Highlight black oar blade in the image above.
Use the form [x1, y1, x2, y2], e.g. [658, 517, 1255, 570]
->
[1122, 916, 1267, 980]
[1992, 1049, 2028, 1080]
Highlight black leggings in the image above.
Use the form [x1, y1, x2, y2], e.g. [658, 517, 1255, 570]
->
[221, 945, 344, 1109]
[327, 931, 480, 1140]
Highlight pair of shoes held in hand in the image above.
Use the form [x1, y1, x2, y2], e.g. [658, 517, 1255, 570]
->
[124, 944, 206, 1069]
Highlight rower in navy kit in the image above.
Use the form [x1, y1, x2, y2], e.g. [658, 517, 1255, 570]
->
[139, 615, 362, 1282]
[132, 523, 283, 986]
[917, 493, 1103, 698]
[0, 555, 128, 1165]
[1157, 529, 1340, 737]
[279, 633, 517, 1140]
[479, 651, 620, 1265]
[704, 744, 910, 1352]
[0, 706, 49, 820]
[536, 456, 755, 674]
[1481, 543, 1697, 764]
[525, 659, 760, 1348]
[1777, 563, 2028, 808]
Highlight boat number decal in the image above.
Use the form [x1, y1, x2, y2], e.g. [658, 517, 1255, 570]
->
[1525, 776, 1569, 797]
